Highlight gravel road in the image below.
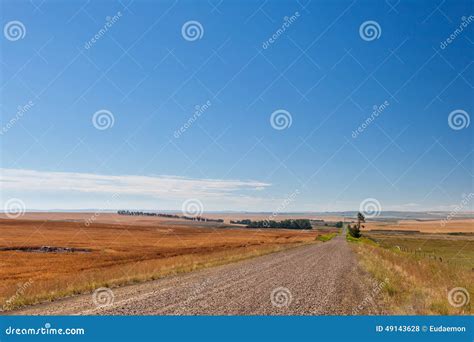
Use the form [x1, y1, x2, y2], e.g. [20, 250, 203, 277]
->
[12, 235, 382, 315]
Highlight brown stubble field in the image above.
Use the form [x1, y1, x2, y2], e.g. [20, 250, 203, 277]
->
[0, 213, 322, 310]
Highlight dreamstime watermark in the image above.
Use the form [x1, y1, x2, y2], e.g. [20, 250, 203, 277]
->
[182, 199, 204, 217]
[179, 279, 213, 310]
[448, 109, 470, 130]
[174, 100, 211, 138]
[2, 279, 34, 310]
[0, 100, 34, 136]
[441, 193, 473, 227]
[359, 20, 381, 41]
[352, 278, 389, 314]
[352, 101, 389, 138]
[92, 287, 115, 308]
[447, 287, 470, 308]
[84, 12, 123, 49]
[262, 11, 301, 49]
[4, 20, 26, 41]
[3, 198, 26, 219]
[189, 279, 211, 298]
[270, 109, 292, 130]
[4, 323, 85, 336]
[92, 109, 115, 130]
[270, 287, 292, 308]
[359, 198, 382, 218]
[181, 20, 204, 41]
[264, 189, 300, 227]
[440, 16, 474, 50]
[85, 193, 120, 227]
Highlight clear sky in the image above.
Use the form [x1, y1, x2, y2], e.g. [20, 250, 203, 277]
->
[0, 0, 473, 212]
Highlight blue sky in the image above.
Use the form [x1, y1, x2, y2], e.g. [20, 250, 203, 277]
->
[0, 0, 473, 212]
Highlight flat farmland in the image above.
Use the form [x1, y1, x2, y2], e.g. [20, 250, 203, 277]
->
[0, 213, 320, 310]
[0, 212, 348, 225]
[363, 218, 474, 233]
[365, 232, 474, 268]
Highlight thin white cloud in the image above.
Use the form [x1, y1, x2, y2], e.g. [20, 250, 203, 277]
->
[0, 168, 271, 199]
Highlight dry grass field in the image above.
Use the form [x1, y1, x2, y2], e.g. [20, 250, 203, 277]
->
[3, 212, 471, 314]
[0, 213, 321, 310]
[350, 230, 473, 315]
[363, 218, 474, 233]
[0, 212, 347, 225]
[366, 232, 474, 268]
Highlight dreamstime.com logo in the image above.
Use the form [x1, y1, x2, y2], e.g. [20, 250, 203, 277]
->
[264, 189, 300, 227]
[92, 287, 115, 308]
[359, 198, 381, 218]
[4, 323, 85, 336]
[84, 12, 123, 49]
[352, 101, 390, 138]
[270, 287, 292, 308]
[92, 109, 115, 130]
[441, 193, 473, 227]
[85, 193, 120, 227]
[270, 109, 292, 130]
[2, 279, 34, 310]
[440, 16, 474, 49]
[448, 287, 470, 308]
[359, 20, 381, 41]
[0, 100, 35, 136]
[178, 279, 213, 311]
[262, 11, 300, 49]
[181, 20, 204, 41]
[182, 199, 204, 217]
[3, 198, 26, 219]
[448, 109, 470, 130]
[174, 100, 212, 138]
[4, 20, 26, 41]
[352, 278, 389, 314]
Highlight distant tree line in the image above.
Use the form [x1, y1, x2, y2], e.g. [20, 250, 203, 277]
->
[230, 219, 312, 230]
[117, 210, 224, 223]
[310, 220, 343, 228]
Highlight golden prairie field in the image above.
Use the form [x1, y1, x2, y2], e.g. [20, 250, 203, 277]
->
[352, 240, 473, 315]
[0, 213, 321, 310]
[362, 218, 474, 233]
[350, 228, 473, 315]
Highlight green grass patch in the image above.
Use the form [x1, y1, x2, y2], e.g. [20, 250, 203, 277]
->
[345, 231, 378, 245]
[346, 233, 360, 243]
[317, 233, 337, 242]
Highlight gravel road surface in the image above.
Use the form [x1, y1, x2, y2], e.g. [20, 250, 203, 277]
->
[12, 235, 382, 315]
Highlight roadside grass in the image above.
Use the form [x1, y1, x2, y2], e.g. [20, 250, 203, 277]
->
[365, 233, 474, 268]
[345, 231, 377, 245]
[346, 234, 360, 243]
[316, 232, 337, 242]
[348, 234, 473, 315]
